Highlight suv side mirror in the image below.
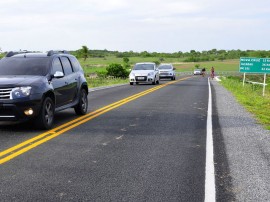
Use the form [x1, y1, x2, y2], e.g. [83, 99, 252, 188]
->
[173, 68, 176, 70]
[53, 71, 64, 78]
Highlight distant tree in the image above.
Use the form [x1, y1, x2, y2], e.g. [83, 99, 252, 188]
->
[81, 46, 89, 61]
[141, 51, 152, 57]
[159, 58, 164, 62]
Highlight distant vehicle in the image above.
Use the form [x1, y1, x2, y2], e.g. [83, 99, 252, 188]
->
[193, 69, 202, 75]
[158, 64, 176, 80]
[0, 50, 88, 129]
[129, 62, 160, 85]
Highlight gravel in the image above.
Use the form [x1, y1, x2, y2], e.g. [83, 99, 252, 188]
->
[212, 80, 270, 202]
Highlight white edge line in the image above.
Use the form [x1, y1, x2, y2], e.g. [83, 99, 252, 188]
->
[205, 78, 216, 202]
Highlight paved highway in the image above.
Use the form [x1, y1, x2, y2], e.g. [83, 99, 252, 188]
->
[0, 76, 269, 201]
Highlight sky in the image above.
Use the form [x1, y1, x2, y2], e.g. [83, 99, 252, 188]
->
[0, 0, 270, 53]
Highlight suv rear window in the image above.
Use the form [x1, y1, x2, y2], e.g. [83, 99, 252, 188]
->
[0, 57, 50, 76]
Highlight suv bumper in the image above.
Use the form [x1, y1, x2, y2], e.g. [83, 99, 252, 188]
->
[0, 97, 43, 121]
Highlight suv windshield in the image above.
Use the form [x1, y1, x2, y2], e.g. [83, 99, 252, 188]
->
[0, 57, 50, 76]
[158, 65, 172, 70]
[133, 64, 154, 70]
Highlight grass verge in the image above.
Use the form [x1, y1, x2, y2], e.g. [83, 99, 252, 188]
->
[220, 76, 270, 130]
[87, 77, 129, 88]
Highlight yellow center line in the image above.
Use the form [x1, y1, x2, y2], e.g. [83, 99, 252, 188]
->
[0, 83, 165, 158]
[0, 77, 191, 164]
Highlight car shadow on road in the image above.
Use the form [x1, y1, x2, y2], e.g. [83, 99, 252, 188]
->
[0, 110, 83, 133]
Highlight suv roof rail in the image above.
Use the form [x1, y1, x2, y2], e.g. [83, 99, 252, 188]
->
[6, 50, 33, 57]
[47, 50, 70, 56]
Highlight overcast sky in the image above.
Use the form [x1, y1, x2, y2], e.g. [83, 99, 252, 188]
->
[1, 0, 270, 52]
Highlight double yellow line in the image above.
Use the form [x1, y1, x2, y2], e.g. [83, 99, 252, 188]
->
[0, 77, 190, 165]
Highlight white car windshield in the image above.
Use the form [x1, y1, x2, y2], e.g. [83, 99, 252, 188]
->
[158, 65, 172, 70]
[133, 64, 154, 70]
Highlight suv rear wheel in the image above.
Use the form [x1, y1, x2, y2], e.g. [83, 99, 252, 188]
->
[35, 97, 55, 129]
[74, 89, 88, 115]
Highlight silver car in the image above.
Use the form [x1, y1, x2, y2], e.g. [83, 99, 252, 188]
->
[158, 64, 176, 80]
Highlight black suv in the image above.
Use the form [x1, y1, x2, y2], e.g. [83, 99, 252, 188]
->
[0, 50, 88, 129]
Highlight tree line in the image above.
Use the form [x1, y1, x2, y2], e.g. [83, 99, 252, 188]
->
[71, 48, 270, 62]
[1, 48, 270, 62]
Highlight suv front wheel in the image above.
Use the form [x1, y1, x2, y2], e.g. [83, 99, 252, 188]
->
[74, 88, 88, 115]
[35, 97, 55, 129]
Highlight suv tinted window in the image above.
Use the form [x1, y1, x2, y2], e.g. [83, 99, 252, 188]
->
[52, 58, 63, 74]
[0, 57, 50, 76]
[70, 56, 82, 72]
[61, 57, 73, 75]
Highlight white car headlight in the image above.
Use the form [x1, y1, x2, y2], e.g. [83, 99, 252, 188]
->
[129, 73, 135, 77]
[148, 72, 154, 76]
[11, 86, 32, 99]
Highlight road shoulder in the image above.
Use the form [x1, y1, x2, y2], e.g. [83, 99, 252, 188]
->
[211, 80, 270, 201]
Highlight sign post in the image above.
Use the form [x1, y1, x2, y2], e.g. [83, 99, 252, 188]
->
[239, 57, 269, 96]
[243, 73, 246, 87]
[263, 73, 266, 96]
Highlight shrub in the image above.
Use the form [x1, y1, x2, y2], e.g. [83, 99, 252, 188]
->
[106, 63, 129, 78]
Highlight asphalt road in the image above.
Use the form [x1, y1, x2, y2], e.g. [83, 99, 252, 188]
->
[0, 76, 212, 201]
[1, 76, 269, 201]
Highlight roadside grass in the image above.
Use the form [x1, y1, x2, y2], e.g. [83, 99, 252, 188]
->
[80, 57, 241, 90]
[80, 57, 239, 74]
[83, 66, 107, 74]
[174, 59, 239, 72]
[220, 76, 270, 130]
[87, 77, 129, 88]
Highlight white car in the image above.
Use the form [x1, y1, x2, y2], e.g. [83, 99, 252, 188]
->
[193, 69, 202, 75]
[158, 64, 176, 80]
[129, 62, 160, 85]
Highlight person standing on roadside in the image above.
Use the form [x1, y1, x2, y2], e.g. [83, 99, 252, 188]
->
[211, 66, 215, 79]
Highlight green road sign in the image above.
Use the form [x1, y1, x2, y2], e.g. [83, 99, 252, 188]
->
[240, 57, 270, 73]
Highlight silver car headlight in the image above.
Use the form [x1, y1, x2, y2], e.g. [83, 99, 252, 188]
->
[148, 72, 154, 76]
[129, 73, 135, 77]
[11, 86, 32, 99]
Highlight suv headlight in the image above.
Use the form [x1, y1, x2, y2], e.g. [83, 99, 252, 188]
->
[148, 72, 154, 76]
[129, 72, 135, 77]
[11, 87, 32, 99]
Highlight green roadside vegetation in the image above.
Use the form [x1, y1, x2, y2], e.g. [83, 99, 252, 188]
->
[220, 75, 270, 130]
[173, 59, 239, 72]
[87, 77, 129, 88]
